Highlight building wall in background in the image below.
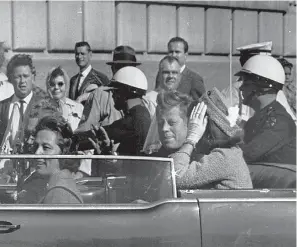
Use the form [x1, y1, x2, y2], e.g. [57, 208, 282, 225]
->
[0, 0, 295, 91]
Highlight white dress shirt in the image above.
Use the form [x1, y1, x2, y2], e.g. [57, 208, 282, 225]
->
[180, 64, 186, 73]
[78, 65, 92, 91]
[8, 91, 33, 119]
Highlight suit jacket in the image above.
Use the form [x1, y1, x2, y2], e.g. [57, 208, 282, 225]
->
[69, 68, 109, 101]
[0, 93, 42, 147]
[177, 66, 206, 100]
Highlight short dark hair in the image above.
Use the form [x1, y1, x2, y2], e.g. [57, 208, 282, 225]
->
[156, 90, 243, 154]
[159, 55, 180, 69]
[156, 90, 193, 121]
[35, 115, 73, 153]
[75, 41, 91, 52]
[6, 54, 36, 81]
[168, 37, 189, 53]
[155, 56, 180, 89]
[35, 115, 80, 172]
[278, 58, 293, 69]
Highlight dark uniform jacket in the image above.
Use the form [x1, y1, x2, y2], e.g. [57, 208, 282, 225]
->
[177, 66, 206, 100]
[242, 100, 296, 165]
[69, 68, 109, 101]
[0, 92, 43, 146]
[104, 104, 151, 156]
[91, 104, 151, 177]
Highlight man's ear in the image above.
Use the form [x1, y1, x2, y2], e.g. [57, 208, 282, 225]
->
[89, 50, 93, 58]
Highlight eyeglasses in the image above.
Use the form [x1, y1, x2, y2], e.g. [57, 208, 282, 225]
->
[49, 82, 65, 88]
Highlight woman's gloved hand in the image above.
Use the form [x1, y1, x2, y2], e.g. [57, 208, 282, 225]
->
[185, 102, 208, 147]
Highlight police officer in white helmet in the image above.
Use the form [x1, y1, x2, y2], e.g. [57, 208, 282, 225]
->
[91, 66, 151, 156]
[236, 55, 296, 165]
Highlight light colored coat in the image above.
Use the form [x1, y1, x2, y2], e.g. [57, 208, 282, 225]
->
[170, 147, 253, 189]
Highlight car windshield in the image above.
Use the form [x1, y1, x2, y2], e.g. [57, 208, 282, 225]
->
[0, 155, 176, 204]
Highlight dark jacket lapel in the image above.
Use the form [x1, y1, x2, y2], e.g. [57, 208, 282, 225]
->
[0, 96, 13, 144]
[78, 69, 103, 96]
[69, 74, 80, 100]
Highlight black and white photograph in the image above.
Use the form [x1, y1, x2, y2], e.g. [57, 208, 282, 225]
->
[0, 0, 296, 246]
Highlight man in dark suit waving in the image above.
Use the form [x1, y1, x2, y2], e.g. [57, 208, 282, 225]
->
[69, 41, 109, 104]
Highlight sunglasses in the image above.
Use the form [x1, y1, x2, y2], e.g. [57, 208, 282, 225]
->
[49, 82, 65, 88]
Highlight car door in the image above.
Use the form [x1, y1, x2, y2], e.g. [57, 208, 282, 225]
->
[180, 189, 297, 247]
[0, 200, 201, 247]
[0, 156, 202, 247]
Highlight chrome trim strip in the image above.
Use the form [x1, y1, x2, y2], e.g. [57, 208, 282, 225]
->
[0, 199, 197, 211]
[198, 198, 296, 203]
[0, 154, 173, 161]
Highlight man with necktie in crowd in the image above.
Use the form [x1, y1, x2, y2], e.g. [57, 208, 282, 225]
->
[69, 41, 109, 105]
[0, 55, 45, 182]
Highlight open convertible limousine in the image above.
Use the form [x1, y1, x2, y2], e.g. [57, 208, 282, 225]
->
[0, 155, 295, 247]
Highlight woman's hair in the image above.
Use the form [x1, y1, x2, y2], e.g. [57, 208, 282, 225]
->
[34, 115, 79, 172]
[156, 90, 243, 153]
[29, 97, 60, 119]
[46, 66, 70, 95]
[23, 98, 61, 154]
[278, 58, 293, 69]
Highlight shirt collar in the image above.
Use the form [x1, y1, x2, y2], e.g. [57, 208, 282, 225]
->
[64, 97, 76, 107]
[12, 91, 33, 104]
[180, 64, 186, 73]
[80, 65, 92, 77]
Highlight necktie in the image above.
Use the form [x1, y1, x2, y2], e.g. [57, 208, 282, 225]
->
[76, 73, 83, 98]
[19, 100, 25, 122]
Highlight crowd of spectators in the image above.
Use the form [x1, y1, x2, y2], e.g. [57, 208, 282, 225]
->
[0, 37, 295, 203]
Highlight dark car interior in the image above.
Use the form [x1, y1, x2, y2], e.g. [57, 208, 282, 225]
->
[0, 158, 296, 204]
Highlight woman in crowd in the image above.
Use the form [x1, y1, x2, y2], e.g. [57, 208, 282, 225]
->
[154, 89, 253, 189]
[46, 66, 83, 131]
[34, 115, 83, 204]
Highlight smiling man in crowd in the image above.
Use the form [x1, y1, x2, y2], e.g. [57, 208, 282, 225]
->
[69, 41, 109, 104]
[155, 37, 205, 100]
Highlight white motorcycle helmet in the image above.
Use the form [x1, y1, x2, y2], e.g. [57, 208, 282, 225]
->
[111, 66, 148, 96]
[235, 55, 285, 90]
